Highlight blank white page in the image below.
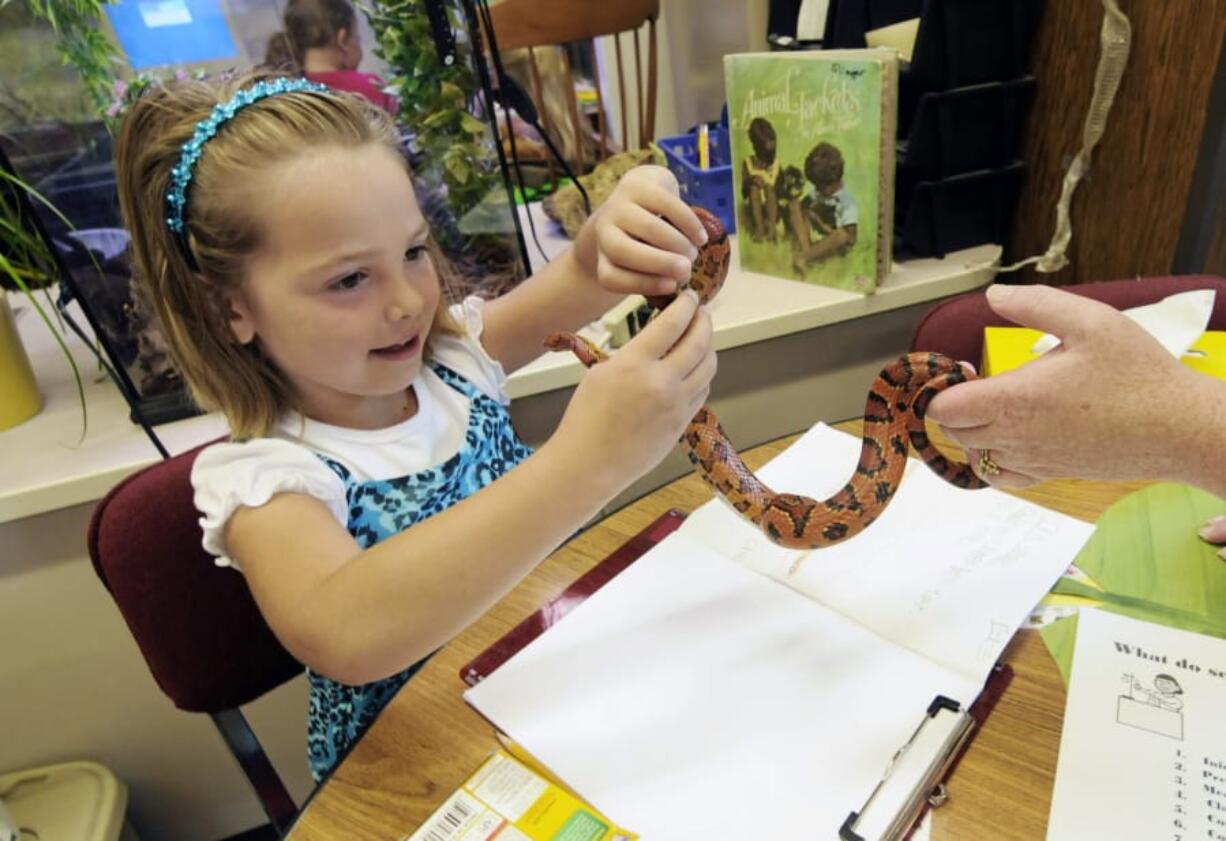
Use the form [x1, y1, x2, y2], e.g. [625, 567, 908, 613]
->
[465, 533, 978, 839]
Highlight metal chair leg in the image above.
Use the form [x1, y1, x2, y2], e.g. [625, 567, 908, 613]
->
[211, 709, 298, 836]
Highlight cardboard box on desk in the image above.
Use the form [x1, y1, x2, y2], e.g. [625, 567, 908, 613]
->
[407, 748, 637, 841]
[982, 326, 1226, 379]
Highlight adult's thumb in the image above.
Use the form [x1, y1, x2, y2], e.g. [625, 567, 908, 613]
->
[985, 283, 1113, 345]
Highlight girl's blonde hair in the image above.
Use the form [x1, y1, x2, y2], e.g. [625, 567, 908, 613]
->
[115, 70, 461, 439]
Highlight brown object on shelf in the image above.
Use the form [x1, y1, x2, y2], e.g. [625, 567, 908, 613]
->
[540, 148, 654, 239]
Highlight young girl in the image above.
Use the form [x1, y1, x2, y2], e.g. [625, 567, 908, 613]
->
[115, 72, 715, 780]
[741, 117, 781, 241]
[282, 0, 397, 114]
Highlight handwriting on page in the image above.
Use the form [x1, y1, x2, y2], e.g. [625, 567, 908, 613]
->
[779, 470, 1085, 681]
[677, 424, 1092, 684]
[907, 514, 1065, 614]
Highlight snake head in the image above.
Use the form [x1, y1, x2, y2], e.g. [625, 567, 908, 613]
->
[644, 205, 731, 311]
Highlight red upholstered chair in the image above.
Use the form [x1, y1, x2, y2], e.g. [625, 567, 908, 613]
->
[88, 443, 303, 835]
[909, 275, 1226, 364]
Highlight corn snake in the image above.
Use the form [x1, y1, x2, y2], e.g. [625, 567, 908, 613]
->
[546, 206, 986, 550]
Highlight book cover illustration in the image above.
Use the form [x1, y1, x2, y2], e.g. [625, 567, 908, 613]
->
[724, 50, 894, 293]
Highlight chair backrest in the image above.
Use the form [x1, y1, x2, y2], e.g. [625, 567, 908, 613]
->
[484, 0, 660, 176]
[87, 443, 302, 713]
[909, 275, 1226, 364]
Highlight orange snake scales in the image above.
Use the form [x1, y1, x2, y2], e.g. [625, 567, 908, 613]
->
[546, 206, 987, 549]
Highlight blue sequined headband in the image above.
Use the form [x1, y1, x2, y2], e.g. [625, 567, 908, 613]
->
[165, 77, 330, 261]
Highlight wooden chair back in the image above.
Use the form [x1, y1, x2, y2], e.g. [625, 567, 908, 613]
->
[483, 0, 661, 175]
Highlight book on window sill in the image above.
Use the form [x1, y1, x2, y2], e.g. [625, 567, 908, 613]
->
[723, 48, 899, 295]
[460, 422, 1094, 839]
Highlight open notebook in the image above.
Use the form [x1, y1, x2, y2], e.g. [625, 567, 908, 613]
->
[464, 423, 1094, 839]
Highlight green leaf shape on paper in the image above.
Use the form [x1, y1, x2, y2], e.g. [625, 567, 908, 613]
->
[1041, 482, 1226, 683]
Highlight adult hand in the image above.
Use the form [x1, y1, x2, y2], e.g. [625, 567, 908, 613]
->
[1198, 515, 1226, 559]
[575, 165, 709, 299]
[926, 284, 1226, 490]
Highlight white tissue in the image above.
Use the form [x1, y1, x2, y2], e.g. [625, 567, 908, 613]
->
[1030, 288, 1216, 359]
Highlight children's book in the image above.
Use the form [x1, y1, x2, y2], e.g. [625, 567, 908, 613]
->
[724, 48, 898, 293]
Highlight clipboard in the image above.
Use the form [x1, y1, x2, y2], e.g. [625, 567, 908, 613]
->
[461, 506, 1016, 839]
[839, 663, 1014, 841]
[460, 508, 687, 686]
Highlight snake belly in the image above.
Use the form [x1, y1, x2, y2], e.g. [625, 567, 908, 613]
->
[546, 206, 986, 550]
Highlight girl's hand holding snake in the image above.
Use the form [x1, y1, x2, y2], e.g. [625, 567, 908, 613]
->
[550, 290, 716, 494]
[927, 284, 1226, 498]
[575, 164, 710, 299]
[554, 203, 985, 552]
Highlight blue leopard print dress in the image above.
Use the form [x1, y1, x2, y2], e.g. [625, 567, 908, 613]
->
[305, 362, 532, 780]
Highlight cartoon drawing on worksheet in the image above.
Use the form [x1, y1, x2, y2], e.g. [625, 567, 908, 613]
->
[1117, 672, 1184, 740]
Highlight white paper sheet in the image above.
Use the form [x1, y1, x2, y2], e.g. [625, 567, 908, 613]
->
[1047, 609, 1226, 841]
[681, 424, 1094, 681]
[465, 422, 1096, 838]
[467, 533, 979, 840]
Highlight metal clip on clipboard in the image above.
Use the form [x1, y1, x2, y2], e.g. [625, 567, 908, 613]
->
[839, 695, 976, 841]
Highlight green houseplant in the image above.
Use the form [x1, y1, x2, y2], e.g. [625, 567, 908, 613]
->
[13, 0, 123, 119]
[0, 164, 86, 433]
[363, 0, 526, 297]
[0, 0, 123, 433]
[0, 0, 157, 435]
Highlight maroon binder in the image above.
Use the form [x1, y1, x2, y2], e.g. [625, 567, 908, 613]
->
[460, 508, 687, 686]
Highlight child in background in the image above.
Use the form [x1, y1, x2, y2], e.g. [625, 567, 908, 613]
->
[788, 140, 858, 274]
[741, 116, 781, 241]
[114, 72, 714, 780]
[260, 31, 295, 72]
[282, 0, 398, 114]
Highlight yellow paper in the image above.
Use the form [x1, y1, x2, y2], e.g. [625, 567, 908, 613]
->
[1180, 331, 1226, 379]
[406, 748, 637, 841]
[697, 123, 709, 170]
[982, 326, 1226, 380]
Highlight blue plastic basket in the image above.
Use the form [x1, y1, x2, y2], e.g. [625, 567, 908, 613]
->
[658, 126, 736, 234]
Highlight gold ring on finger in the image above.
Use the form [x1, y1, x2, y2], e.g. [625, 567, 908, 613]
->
[977, 449, 1002, 477]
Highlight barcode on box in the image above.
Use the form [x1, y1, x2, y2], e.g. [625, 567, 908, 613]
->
[405, 790, 505, 841]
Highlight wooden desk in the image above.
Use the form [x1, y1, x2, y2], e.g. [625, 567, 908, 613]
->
[288, 422, 1149, 840]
